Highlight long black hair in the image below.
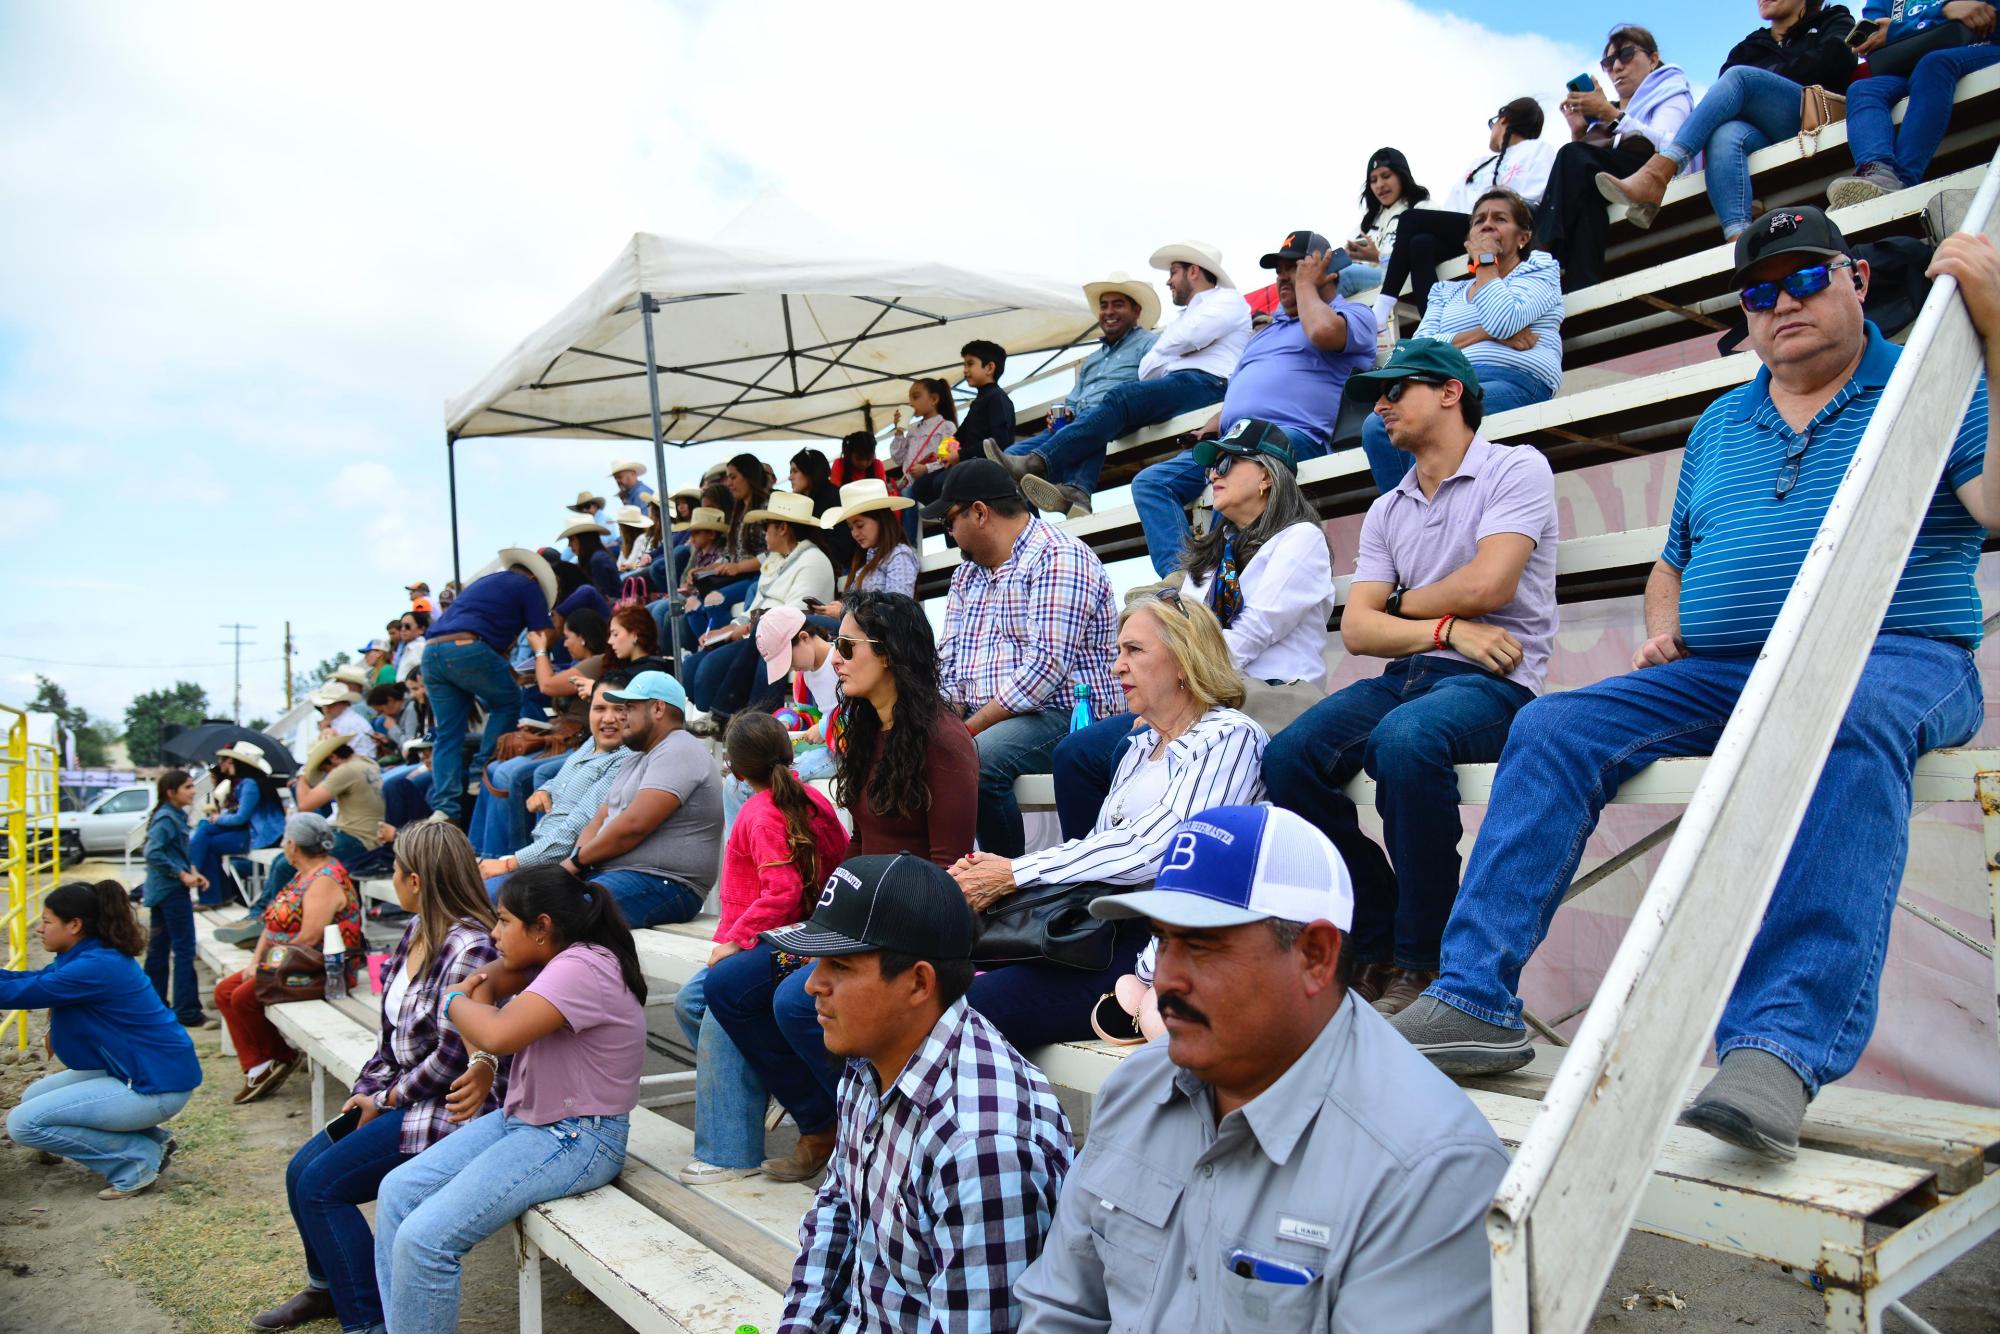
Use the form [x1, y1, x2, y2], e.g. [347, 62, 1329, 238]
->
[46, 880, 147, 957]
[498, 864, 648, 1004]
[915, 377, 959, 426]
[1359, 147, 1430, 232]
[834, 591, 942, 822]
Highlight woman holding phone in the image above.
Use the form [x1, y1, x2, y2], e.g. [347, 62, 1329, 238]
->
[251, 822, 506, 1333]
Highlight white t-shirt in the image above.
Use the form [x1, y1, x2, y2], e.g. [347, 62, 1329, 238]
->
[384, 960, 413, 1026]
[799, 654, 839, 717]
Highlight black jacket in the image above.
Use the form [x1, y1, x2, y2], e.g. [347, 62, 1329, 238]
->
[954, 382, 1017, 452]
[1721, 3, 1860, 92]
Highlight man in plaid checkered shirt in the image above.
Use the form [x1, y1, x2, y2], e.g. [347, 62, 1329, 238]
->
[764, 853, 1074, 1332]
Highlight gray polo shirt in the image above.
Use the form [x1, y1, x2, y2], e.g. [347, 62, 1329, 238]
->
[598, 728, 722, 893]
[1015, 995, 1508, 1332]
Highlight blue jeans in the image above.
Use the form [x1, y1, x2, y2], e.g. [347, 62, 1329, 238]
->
[1133, 428, 1322, 577]
[285, 1106, 412, 1332]
[1004, 371, 1227, 491]
[1662, 65, 1805, 235]
[5, 1068, 188, 1191]
[707, 944, 839, 1135]
[470, 752, 551, 857]
[1264, 656, 1533, 969]
[683, 636, 760, 715]
[383, 767, 434, 827]
[1358, 361, 1554, 493]
[1051, 714, 1147, 840]
[374, 1109, 628, 1334]
[1339, 261, 1387, 298]
[1847, 46, 2000, 188]
[973, 708, 1072, 856]
[189, 820, 251, 904]
[967, 917, 1150, 1047]
[423, 639, 524, 822]
[584, 868, 704, 928]
[1429, 634, 1982, 1092]
[673, 967, 769, 1169]
[686, 579, 756, 638]
[144, 886, 203, 1023]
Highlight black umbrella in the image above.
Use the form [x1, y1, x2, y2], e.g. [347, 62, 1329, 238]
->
[162, 723, 299, 776]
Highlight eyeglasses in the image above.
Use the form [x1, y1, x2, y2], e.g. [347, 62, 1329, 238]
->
[1738, 259, 1852, 312]
[1378, 375, 1449, 404]
[1602, 43, 1643, 70]
[1487, 113, 1504, 128]
[834, 634, 879, 658]
[1775, 427, 1814, 500]
[940, 505, 968, 529]
[1149, 588, 1192, 616]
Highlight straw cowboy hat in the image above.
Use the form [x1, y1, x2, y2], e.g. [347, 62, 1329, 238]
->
[312, 684, 362, 708]
[741, 491, 821, 527]
[608, 459, 648, 478]
[668, 484, 701, 502]
[498, 546, 560, 607]
[1148, 240, 1236, 291]
[612, 504, 650, 529]
[215, 741, 273, 775]
[565, 490, 608, 514]
[331, 664, 371, 690]
[1082, 271, 1162, 330]
[304, 732, 358, 782]
[673, 505, 730, 535]
[555, 515, 611, 542]
[821, 478, 913, 528]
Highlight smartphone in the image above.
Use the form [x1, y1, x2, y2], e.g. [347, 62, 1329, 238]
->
[1847, 18, 1879, 47]
[325, 1105, 362, 1143]
[1226, 1248, 1317, 1285]
[802, 596, 824, 609]
[1566, 73, 1596, 93]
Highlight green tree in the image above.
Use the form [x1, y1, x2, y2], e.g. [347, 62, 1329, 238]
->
[29, 675, 114, 767]
[291, 651, 351, 704]
[123, 681, 210, 768]
[247, 717, 272, 733]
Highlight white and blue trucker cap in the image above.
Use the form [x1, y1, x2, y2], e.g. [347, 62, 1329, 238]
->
[1090, 804, 1354, 932]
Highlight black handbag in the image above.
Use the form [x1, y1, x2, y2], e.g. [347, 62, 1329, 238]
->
[1868, 20, 1976, 78]
[973, 884, 1118, 972]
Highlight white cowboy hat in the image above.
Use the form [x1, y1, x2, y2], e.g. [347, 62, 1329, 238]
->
[821, 478, 914, 528]
[498, 546, 560, 607]
[672, 505, 730, 534]
[668, 484, 702, 502]
[312, 684, 361, 708]
[1148, 240, 1236, 291]
[608, 459, 648, 477]
[1082, 271, 1162, 330]
[741, 491, 821, 527]
[214, 741, 273, 775]
[304, 732, 356, 781]
[612, 504, 650, 529]
[555, 516, 611, 542]
[331, 664, 370, 689]
[565, 490, 607, 513]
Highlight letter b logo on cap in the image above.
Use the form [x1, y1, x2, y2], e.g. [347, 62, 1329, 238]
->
[1162, 831, 1200, 875]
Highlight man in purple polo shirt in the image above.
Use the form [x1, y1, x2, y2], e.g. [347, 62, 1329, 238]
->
[1130, 228, 1378, 576]
[1264, 339, 1556, 1016]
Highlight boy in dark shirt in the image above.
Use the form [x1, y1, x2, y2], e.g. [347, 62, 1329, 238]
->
[909, 340, 1015, 523]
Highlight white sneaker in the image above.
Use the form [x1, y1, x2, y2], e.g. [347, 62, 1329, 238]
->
[678, 1158, 761, 1186]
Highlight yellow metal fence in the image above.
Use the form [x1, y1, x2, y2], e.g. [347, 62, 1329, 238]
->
[2, 703, 62, 1049]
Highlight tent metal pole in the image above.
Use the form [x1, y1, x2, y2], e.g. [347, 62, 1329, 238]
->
[446, 431, 462, 590]
[639, 294, 684, 665]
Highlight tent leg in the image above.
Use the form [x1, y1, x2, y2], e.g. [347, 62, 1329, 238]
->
[639, 294, 683, 665]
[446, 431, 463, 591]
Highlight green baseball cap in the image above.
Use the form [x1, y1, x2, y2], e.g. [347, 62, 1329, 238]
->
[1190, 417, 1298, 474]
[1343, 337, 1484, 405]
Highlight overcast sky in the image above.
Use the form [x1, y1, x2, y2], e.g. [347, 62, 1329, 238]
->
[0, 0, 1742, 729]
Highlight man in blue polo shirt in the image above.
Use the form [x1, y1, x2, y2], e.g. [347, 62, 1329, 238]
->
[1394, 208, 2000, 1160]
[1130, 229, 1376, 576]
[419, 548, 556, 825]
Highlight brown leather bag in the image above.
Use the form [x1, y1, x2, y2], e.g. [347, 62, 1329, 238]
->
[253, 941, 328, 1005]
[1797, 86, 1847, 153]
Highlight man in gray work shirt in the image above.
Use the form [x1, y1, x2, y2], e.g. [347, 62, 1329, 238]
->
[1015, 803, 1507, 1332]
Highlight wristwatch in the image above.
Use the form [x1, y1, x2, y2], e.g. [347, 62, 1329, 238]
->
[1385, 587, 1405, 618]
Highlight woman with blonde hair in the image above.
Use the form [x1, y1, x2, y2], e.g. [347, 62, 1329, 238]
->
[252, 822, 507, 1333]
[946, 591, 1269, 1047]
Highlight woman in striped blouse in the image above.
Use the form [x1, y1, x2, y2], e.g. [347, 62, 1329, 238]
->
[947, 591, 1268, 1047]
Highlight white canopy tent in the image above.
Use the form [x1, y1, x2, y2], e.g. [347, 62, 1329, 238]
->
[442, 231, 1098, 600]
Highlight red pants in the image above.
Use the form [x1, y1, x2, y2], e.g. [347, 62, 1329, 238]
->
[214, 970, 297, 1072]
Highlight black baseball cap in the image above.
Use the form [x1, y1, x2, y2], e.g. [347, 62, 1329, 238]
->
[1730, 206, 1851, 286]
[761, 854, 976, 959]
[918, 457, 1022, 521]
[1191, 417, 1298, 474]
[1260, 228, 1335, 268]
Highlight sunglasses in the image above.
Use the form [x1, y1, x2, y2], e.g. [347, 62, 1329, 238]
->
[1378, 375, 1449, 403]
[1205, 450, 1254, 477]
[1602, 43, 1644, 69]
[1738, 259, 1853, 312]
[834, 634, 879, 658]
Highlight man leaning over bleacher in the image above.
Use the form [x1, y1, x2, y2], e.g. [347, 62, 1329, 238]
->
[1394, 209, 2000, 1161]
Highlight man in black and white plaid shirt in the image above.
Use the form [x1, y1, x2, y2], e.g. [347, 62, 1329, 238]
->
[764, 853, 1073, 1332]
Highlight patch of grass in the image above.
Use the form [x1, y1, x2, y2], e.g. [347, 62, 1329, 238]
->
[105, 1198, 305, 1334]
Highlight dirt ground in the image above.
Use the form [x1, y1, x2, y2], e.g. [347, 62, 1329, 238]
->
[2, 861, 1994, 1333]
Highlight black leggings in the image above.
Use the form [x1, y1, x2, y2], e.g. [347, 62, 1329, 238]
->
[1382, 209, 1471, 315]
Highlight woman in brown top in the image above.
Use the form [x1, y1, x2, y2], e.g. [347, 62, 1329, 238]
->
[830, 591, 978, 867]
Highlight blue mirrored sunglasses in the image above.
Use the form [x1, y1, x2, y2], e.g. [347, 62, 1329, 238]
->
[1739, 259, 1852, 313]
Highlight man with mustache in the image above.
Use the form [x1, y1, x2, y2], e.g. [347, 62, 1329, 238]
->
[1015, 804, 1506, 1332]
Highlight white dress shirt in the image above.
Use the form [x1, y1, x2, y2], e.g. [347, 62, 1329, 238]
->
[1181, 521, 1336, 686]
[1136, 287, 1253, 382]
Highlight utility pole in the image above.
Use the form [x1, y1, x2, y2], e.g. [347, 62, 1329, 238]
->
[219, 623, 254, 724]
[283, 621, 294, 714]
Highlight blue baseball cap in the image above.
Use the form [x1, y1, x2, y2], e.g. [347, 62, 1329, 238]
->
[1090, 804, 1354, 931]
[598, 669, 689, 713]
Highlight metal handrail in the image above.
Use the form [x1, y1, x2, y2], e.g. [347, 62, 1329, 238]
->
[1492, 149, 2000, 1331]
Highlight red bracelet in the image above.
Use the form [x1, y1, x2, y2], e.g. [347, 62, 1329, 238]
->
[1433, 615, 1454, 650]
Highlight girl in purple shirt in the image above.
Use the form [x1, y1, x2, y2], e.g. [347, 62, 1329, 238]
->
[371, 866, 648, 1333]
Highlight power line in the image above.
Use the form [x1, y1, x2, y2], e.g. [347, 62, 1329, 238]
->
[0, 651, 288, 670]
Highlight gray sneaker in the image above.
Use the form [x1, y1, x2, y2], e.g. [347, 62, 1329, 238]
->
[1388, 995, 1535, 1075]
[1020, 474, 1092, 518]
[1827, 164, 1903, 211]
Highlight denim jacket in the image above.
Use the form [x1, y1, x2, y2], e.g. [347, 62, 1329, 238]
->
[141, 805, 193, 908]
[210, 774, 285, 848]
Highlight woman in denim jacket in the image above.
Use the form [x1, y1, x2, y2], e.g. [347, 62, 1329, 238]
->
[140, 769, 211, 1027]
